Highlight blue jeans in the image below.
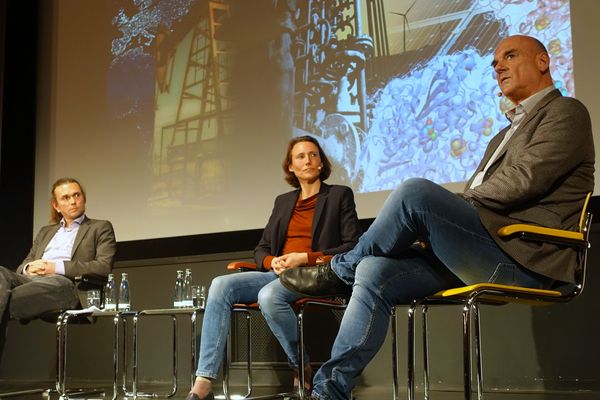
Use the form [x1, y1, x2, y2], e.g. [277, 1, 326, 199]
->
[311, 178, 554, 400]
[196, 270, 305, 379]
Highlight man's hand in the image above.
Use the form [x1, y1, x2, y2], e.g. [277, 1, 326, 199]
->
[25, 260, 56, 276]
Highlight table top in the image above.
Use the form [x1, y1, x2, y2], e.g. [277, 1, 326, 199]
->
[62, 306, 205, 318]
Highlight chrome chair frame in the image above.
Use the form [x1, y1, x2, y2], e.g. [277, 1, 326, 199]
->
[0, 274, 108, 399]
[222, 262, 347, 400]
[222, 303, 289, 400]
[392, 210, 593, 400]
[296, 298, 347, 399]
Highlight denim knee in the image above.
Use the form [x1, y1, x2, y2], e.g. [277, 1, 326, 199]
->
[257, 284, 274, 311]
[393, 178, 438, 204]
[353, 257, 386, 294]
[207, 275, 231, 302]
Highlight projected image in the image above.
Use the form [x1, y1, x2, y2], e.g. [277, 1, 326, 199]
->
[109, 0, 573, 207]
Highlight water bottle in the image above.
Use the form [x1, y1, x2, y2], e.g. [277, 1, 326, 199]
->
[118, 273, 130, 311]
[173, 270, 184, 308]
[182, 268, 193, 308]
[104, 273, 117, 311]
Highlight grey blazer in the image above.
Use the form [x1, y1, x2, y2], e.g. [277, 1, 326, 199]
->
[17, 217, 117, 305]
[463, 89, 594, 283]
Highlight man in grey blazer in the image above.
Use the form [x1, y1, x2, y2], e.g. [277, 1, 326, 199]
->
[0, 177, 116, 321]
[281, 35, 594, 400]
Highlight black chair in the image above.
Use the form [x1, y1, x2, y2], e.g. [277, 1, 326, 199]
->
[0, 274, 108, 399]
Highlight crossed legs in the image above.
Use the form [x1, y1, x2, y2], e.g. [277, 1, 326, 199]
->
[310, 178, 552, 399]
[0, 266, 79, 320]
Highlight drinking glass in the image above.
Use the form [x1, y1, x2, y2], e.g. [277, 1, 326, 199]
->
[86, 289, 101, 308]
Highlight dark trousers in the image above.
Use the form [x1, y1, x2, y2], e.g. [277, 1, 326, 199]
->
[0, 266, 79, 321]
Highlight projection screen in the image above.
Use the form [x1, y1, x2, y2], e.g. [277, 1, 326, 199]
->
[34, 0, 579, 242]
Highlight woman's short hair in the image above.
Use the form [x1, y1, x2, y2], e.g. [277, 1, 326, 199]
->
[282, 136, 332, 188]
[50, 177, 86, 223]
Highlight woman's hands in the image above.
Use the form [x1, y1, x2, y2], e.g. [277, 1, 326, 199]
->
[271, 252, 309, 275]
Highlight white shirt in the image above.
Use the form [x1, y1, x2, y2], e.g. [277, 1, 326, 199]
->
[38, 214, 86, 275]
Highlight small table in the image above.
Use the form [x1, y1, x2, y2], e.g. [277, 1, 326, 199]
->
[123, 307, 204, 398]
[57, 308, 123, 400]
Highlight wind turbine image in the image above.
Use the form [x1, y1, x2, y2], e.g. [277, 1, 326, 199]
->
[391, 0, 418, 52]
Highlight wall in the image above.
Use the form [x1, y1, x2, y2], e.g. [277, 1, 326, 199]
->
[0, 0, 37, 268]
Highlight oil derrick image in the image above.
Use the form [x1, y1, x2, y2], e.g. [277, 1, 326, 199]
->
[153, 0, 231, 203]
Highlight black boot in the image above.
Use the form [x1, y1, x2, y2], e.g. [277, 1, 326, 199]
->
[280, 263, 351, 297]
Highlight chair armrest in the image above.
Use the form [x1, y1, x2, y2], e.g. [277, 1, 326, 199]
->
[74, 274, 108, 290]
[497, 223, 587, 248]
[431, 283, 564, 305]
[227, 261, 258, 271]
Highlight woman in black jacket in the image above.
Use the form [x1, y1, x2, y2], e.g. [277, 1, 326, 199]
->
[187, 136, 361, 400]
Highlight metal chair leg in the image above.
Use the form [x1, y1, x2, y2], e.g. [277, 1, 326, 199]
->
[297, 307, 307, 400]
[132, 313, 139, 397]
[57, 312, 70, 396]
[223, 309, 253, 400]
[390, 306, 399, 400]
[112, 313, 120, 400]
[295, 300, 347, 400]
[473, 304, 484, 400]
[223, 327, 231, 400]
[462, 300, 475, 400]
[191, 310, 198, 389]
[121, 316, 129, 395]
[56, 312, 66, 394]
[172, 315, 179, 396]
[246, 311, 253, 398]
[422, 305, 430, 400]
[407, 302, 417, 400]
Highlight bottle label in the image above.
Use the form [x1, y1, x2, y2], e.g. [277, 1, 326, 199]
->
[105, 303, 117, 311]
[118, 303, 130, 311]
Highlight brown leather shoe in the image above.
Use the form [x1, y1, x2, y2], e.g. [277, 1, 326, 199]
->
[280, 263, 351, 297]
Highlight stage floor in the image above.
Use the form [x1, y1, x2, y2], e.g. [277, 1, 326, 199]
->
[0, 383, 598, 400]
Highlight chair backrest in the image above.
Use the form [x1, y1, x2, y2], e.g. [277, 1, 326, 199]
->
[550, 192, 592, 297]
[566, 192, 593, 299]
[573, 210, 593, 298]
[491, 193, 593, 302]
[578, 192, 593, 233]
